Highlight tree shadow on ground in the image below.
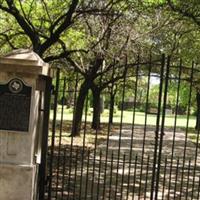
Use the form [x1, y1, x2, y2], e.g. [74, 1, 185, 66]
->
[46, 121, 200, 200]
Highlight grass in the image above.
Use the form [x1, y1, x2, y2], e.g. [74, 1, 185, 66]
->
[49, 106, 200, 149]
[50, 107, 196, 129]
[48, 106, 200, 200]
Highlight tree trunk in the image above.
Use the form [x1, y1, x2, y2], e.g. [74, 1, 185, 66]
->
[71, 82, 90, 136]
[109, 93, 115, 124]
[91, 88, 101, 130]
[196, 92, 200, 130]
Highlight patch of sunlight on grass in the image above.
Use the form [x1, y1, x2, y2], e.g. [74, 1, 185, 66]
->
[50, 107, 196, 128]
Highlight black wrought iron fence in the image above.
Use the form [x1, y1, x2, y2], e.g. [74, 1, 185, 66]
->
[43, 55, 200, 200]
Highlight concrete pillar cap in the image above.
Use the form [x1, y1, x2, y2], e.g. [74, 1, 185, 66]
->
[0, 49, 49, 75]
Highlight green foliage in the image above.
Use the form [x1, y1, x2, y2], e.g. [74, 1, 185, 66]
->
[63, 29, 87, 49]
[1, 0, 200, 91]
[143, 0, 166, 4]
[149, 79, 197, 114]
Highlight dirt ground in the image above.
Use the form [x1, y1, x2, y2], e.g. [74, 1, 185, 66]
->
[47, 123, 200, 200]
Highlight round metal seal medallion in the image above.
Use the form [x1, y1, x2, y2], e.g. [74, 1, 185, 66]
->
[9, 79, 23, 94]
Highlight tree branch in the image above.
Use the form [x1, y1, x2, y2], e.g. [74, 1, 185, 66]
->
[44, 49, 87, 62]
[65, 56, 85, 75]
[3, 0, 40, 51]
[39, 0, 79, 55]
[0, 33, 17, 49]
[18, 0, 35, 31]
[167, 0, 200, 27]
[100, 64, 128, 90]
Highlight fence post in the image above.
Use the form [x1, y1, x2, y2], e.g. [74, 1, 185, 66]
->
[38, 75, 52, 200]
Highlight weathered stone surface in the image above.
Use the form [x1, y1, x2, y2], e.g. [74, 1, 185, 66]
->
[0, 88, 40, 165]
[0, 164, 37, 200]
[0, 49, 50, 200]
[0, 49, 49, 75]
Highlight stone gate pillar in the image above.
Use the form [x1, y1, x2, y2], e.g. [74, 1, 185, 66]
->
[0, 49, 50, 200]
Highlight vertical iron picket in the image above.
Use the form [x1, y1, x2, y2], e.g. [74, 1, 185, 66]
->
[186, 159, 191, 200]
[155, 56, 170, 199]
[44, 56, 200, 200]
[114, 63, 127, 200]
[126, 56, 140, 199]
[48, 68, 60, 200]
[132, 155, 138, 200]
[179, 62, 194, 199]
[108, 151, 114, 200]
[102, 63, 116, 200]
[150, 54, 165, 200]
[84, 150, 91, 200]
[197, 175, 200, 199]
[55, 77, 66, 199]
[138, 54, 152, 199]
[174, 158, 180, 199]
[144, 156, 150, 200]
[120, 154, 126, 200]
[161, 157, 168, 200]
[167, 59, 182, 200]
[79, 94, 89, 199]
[65, 72, 79, 200]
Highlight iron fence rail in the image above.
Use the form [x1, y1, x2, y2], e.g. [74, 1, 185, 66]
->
[43, 55, 200, 200]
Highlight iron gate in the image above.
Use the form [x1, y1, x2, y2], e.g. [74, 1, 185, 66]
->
[43, 55, 200, 200]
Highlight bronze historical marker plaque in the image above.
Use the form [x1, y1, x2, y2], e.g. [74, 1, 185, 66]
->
[0, 78, 32, 132]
